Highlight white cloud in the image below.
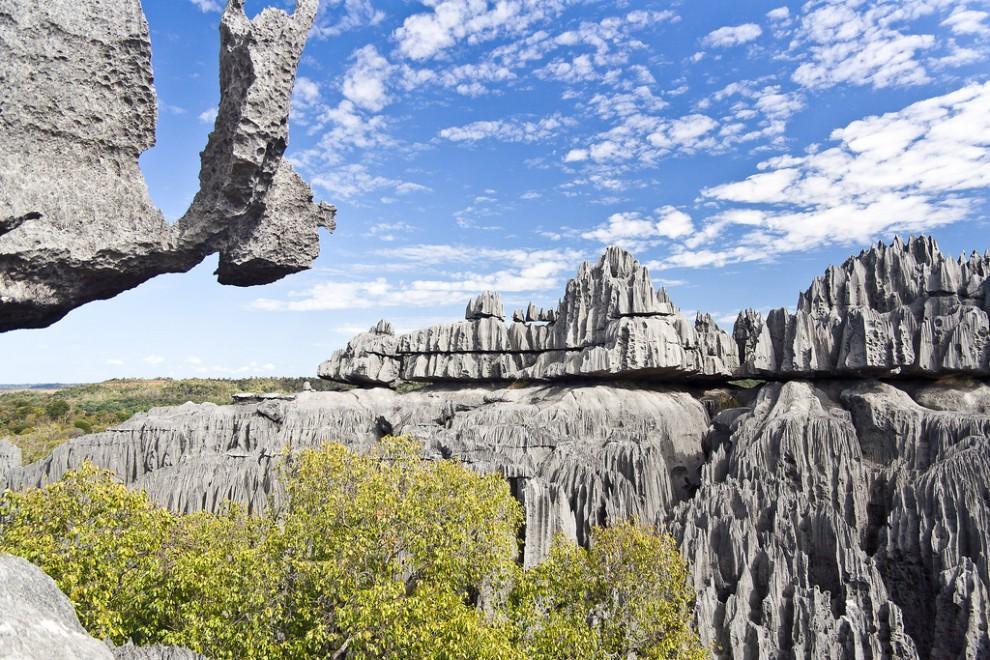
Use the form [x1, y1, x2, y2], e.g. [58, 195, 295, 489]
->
[394, 0, 566, 61]
[106, 358, 125, 366]
[310, 164, 430, 200]
[189, 0, 221, 13]
[942, 8, 990, 36]
[702, 23, 762, 48]
[665, 82, 990, 268]
[252, 246, 585, 311]
[564, 148, 589, 162]
[788, 0, 976, 90]
[367, 221, 415, 241]
[143, 354, 165, 366]
[439, 113, 575, 143]
[581, 206, 695, 250]
[198, 107, 218, 124]
[293, 77, 321, 109]
[342, 45, 392, 111]
[301, 100, 392, 157]
[314, 0, 385, 38]
[767, 7, 790, 22]
[537, 54, 597, 82]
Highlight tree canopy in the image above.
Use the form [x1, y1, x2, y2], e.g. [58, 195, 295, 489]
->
[0, 437, 704, 659]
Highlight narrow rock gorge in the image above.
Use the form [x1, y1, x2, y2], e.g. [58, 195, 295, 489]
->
[2, 237, 989, 658]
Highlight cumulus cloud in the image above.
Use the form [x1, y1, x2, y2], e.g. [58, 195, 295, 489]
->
[767, 7, 790, 22]
[942, 7, 990, 37]
[789, 0, 978, 90]
[314, 0, 385, 38]
[438, 113, 575, 143]
[394, 0, 565, 61]
[581, 206, 695, 250]
[342, 45, 392, 111]
[702, 23, 762, 48]
[293, 77, 321, 109]
[310, 164, 430, 200]
[661, 81, 990, 268]
[189, 0, 221, 13]
[197, 107, 218, 124]
[251, 246, 585, 311]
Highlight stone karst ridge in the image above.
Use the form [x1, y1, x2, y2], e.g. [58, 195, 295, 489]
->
[321, 236, 990, 387]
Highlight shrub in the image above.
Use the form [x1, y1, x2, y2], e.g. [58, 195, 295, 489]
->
[0, 438, 704, 659]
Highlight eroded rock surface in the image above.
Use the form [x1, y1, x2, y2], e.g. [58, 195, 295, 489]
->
[6, 376, 990, 657]
[320, 247, 740, 385]
[3, 384, 711, 568]
[734, 236, 990, 378]
[324, 237, 990, 388]
[5, 238, 990, 658]
[0, 0, 334, 331]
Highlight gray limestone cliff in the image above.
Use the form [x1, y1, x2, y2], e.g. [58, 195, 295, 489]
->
[323, 237, 990, 388]
[0, 553, 203, 660]
[734, 236, 990, 378]
[319, 246, 740, 385]
[0, 0, 334, 331]
[4, 377, 989, 658]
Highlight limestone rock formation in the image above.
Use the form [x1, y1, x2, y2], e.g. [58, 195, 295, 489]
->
[0, 553, 114, 659]
[0, 438, 20, 481]
[7, 375, 990, 657]
[320, 246, 739, 385]
[3, 384, 711, 568]
[734, 236, 990, 377]
[6, 237, 990, 657]
[322, 237, 990, 387]
[0, 554, 203, 660]
[0, 0, 335, 331]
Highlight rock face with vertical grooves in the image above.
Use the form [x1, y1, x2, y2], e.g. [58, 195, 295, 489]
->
[0, 0, 334, 332]
[319, 247, 740, 385]
[734, 236, 990, 377]
[5, 375, 990, 657]
[3, 384, 711, 569]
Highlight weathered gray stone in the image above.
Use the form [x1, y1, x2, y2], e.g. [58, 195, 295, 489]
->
[0, 553, 114, 659]
[320, 246, 739, 385]
[0, 438, 20, 481]
[0, 0, 334, 331]
[734, 236, 990, 378]
[465, 291, 505, 320]
[4, 384, 711, 568]
[112, 644, 205, 660]
[0, 554, 205, 660]
[7, 238, 990, 658]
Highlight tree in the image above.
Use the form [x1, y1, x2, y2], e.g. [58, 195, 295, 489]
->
[270, 436, 523, 658]
[0, 463, 173, 642]
[0, 439, 705, 659]
[509, 521, 706, 660]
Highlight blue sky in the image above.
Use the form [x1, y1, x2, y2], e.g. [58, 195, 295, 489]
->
[2, 0, 989, 382]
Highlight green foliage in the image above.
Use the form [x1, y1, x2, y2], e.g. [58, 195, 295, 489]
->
[0, 439, 704, 659]
[0, 463, 174, 642]
[509, 522, 706, 660]
[0, 378, 347, 463]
